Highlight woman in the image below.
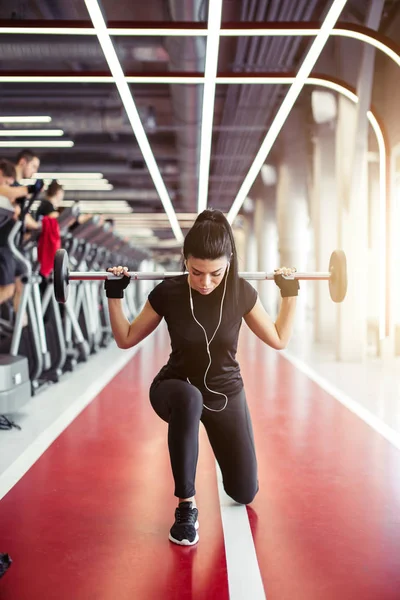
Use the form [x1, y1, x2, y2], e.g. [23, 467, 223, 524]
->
[36, 179, 63, 220]
[105, 209, 299, 546]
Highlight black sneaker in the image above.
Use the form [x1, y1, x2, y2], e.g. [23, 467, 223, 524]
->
[169, 501, 199, 546]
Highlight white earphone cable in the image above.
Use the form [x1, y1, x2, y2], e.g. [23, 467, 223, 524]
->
[187, 265, 230, 412]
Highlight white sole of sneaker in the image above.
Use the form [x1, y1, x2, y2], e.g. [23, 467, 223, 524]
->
[168, 520, 199, 546]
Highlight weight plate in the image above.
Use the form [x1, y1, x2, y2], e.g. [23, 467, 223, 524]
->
[329, 249, 347, 303]
[54, 249, 70, 303]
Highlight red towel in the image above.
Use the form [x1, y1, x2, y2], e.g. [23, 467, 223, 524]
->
[37, 216, 61, 277]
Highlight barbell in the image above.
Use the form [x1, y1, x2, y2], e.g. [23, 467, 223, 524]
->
[53, 248, 347, 305]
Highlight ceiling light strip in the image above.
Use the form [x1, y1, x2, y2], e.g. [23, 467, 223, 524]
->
[0, 129, 64, 137]
[0, 116, 52, 123]
[84, 0, 183, 242]
[36, 172, 103, 179]
[0, 75, 204, 84]
[227, 0, 349, 224]
[0, 140, 74, 147]
[63, 184, 114, 190]
[0, 76, 114, 83]
[220, 27, 400, 68]
[0, 24, 398, 69]
[0, 27, 207, 37]
[198, 0, 223, 213]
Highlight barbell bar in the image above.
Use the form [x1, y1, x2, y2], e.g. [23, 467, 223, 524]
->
[53, 248, 347, 305]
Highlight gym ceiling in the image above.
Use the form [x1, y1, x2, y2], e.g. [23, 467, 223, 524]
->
[0, 0, 399, 252]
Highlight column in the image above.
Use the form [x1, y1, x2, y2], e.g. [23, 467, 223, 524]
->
[311, 124, 337, 344]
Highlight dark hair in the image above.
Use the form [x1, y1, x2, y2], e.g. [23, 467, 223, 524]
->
[15, 149, 39, 164]
[46, 179, 63, 198]
[0, 159, 16, 179]
[183, 208, 239, 309]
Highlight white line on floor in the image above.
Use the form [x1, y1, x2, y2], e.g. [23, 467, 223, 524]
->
[216, 464, 266, 600]
[282, 350, 400, 451]
[0, 343, 142, 501]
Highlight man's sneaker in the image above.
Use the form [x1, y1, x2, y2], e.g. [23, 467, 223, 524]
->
[169, 501, 199, 546]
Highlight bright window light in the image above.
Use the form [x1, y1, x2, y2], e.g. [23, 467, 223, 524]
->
[367, 111, 387, 340]
[84, 0, 183, 242]
[0, 116, 52, 123]
[0, 140, 74, 147]
[0, 129, 64, 136]
[227, 0, 350, 224]
[197, 0, 223, 214]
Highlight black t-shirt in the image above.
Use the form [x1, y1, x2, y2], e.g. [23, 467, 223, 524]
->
[148, 275, 258, 398]
[36, 199, 55, 220]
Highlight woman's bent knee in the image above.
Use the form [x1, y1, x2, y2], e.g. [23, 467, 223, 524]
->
[226, 483, 259, 506]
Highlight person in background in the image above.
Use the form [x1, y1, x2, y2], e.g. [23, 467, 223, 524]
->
[13, 149, 40, 183]
[0, 160, 21, 305]
[0, 153, 42, 309]
[36, 179, 63, 220]
[35, 181, 63, 293]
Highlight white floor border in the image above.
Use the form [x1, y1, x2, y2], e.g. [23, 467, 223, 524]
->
[0, 342, 143, 501]
[216, 463, 266, 600]
[281, 350, 400, 452]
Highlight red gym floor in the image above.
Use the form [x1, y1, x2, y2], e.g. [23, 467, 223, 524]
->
[1, 326, 400, 599]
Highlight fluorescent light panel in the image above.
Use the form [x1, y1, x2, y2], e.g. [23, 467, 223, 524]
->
[0, 76, 114, 83]
[63, 184, 113, 190]
[197, 0, 223, 213]
[21, 178, 109, 186]
[0, 26, 397, 70]
[57, 179, 109, 186]
[0, 75, 203, 84]
[0, 116, 52, 123]
[84, 0, 183, 243]
[227, 0, 349, 224]
[0, 27, 207, 37]
[0, 129, 64, 136]
[37, 172, 103, 179]
[220, 28, 400, 68]
[0, 140, 73, 147]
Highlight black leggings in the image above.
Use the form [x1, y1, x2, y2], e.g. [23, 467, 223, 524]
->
[149, 379, 259, 504]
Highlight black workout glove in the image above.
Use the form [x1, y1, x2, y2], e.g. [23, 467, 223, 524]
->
[274, 273, 300, 298]
[0, 553, 12, 578]
[27, 179, 44, 195]
[104, 272, 130, 299]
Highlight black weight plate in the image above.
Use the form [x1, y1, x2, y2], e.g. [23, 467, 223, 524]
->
[53, 249, 70, 303]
